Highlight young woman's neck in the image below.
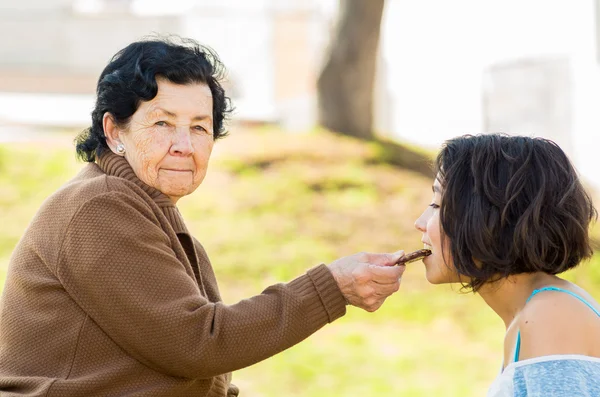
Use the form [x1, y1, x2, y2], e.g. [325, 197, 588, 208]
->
[477, 272, 564, 329]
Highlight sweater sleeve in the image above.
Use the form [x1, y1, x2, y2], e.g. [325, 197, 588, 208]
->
[56, 192, 346, 379]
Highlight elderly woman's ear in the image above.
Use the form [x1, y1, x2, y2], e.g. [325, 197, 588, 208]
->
[102, 113, 125, 156]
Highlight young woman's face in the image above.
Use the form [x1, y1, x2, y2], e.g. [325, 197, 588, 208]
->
[414, 178, 461, 284]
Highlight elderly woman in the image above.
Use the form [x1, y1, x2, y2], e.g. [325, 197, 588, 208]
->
[0, 37, 406, 396]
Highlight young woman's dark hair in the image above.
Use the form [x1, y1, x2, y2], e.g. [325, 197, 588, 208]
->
[435, 134, 597, 291]
[75, 35, 233, 162]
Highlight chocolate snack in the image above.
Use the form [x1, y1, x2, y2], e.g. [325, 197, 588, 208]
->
[395, 249, 432, 265]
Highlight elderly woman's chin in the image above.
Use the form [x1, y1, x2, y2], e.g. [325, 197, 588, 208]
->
[156, 171, 201, 200]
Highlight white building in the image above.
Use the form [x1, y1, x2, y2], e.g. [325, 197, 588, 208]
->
[0, 0, 327, 126]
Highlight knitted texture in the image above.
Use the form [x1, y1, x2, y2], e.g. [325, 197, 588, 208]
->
[0, 152, 347, 396]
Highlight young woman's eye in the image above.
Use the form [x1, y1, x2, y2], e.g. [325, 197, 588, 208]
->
[429, 203, 440, 209]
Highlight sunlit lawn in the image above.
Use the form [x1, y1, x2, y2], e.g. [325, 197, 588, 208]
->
[1, 127, 599, 396]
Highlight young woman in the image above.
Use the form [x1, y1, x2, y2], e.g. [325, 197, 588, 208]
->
[415, 134, 600, 396]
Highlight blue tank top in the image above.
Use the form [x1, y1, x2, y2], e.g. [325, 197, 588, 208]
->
[513, 286, 600, 363]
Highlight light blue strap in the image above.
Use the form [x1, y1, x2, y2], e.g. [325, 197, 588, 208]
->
[527, 287, 600, 317]
[513, 286, 600, 363]
[514, 331, 522, 363]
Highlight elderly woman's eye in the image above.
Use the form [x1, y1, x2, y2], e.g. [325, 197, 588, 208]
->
[193, 125, 210, 134]
[155, 121, 168, 127]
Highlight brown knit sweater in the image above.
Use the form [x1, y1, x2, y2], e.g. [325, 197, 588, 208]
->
[0, 152, 347, 396]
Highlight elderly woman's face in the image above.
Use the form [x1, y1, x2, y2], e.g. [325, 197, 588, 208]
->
[114, 78, 215, 203]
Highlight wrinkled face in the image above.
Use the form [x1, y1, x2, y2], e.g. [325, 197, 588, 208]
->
[414, 177, 461, 284]
[117, 78, 214, 203]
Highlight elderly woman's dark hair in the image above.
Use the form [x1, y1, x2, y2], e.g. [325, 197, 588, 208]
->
[76, 35, 233, 162]
[436, 134, 597, 291]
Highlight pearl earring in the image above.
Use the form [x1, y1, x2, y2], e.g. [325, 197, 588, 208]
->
[116, 143, 126, 155]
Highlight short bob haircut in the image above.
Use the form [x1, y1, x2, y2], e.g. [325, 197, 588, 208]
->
[436, 134, 597, 291]
[76, 35, 233, 162]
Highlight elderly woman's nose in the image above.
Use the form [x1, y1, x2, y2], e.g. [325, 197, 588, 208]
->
[171, 126, 194, 155]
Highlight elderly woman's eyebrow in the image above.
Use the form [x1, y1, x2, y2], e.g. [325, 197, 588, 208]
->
[150, 107, 212, 122]
[192, 114, 212, 122]
[150, 107, 176, 118]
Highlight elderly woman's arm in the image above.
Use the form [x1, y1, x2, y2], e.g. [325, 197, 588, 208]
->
[57, 191, 347, 380]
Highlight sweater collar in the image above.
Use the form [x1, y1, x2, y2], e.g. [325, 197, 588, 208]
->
[97, 151, 189, 234]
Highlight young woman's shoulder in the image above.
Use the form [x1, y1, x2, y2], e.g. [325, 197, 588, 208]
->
[517, 288, 600, 360]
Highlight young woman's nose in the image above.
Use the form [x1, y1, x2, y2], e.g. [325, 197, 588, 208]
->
[414, 212, 427, 233]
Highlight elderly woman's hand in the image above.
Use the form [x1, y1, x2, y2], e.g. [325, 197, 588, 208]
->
[327, 251, 405, 312]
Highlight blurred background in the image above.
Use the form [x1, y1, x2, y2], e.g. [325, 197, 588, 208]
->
[1, 0, 600, 395]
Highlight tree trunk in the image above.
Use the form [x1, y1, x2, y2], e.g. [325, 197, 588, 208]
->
[317, 0, 385, 139]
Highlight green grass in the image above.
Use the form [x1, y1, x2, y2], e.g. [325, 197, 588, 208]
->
[1, 127, 599, 396]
